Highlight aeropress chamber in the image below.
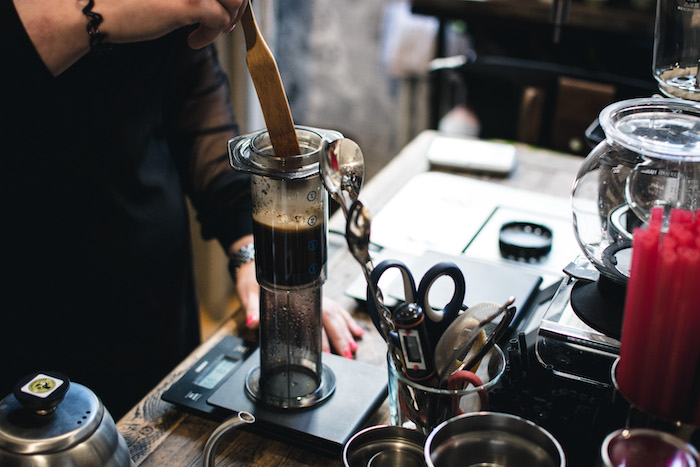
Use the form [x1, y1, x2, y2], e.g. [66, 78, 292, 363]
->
[229, 126, 340, 409]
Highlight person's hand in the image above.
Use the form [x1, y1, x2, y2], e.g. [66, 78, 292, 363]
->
[321, 297, 365, 359]
[97, 0, 248, 49]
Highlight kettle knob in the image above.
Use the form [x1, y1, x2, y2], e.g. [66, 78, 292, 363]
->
[13, 372, 70, 415]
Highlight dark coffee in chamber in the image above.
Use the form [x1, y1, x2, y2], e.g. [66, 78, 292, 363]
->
[253, 219, 326, 287]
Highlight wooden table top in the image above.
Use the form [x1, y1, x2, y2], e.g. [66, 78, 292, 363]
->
[116, 130, 585, 466]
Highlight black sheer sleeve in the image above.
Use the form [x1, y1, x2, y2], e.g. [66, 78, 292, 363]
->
[165, 38, 253, 250]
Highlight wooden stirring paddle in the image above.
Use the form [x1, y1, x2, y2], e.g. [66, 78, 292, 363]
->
[240, 1, 301, 157]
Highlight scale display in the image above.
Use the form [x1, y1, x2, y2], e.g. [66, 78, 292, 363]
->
[195, 357, 238, 389]
[161, 335, 388, 457]
[161, 335, 256, 420]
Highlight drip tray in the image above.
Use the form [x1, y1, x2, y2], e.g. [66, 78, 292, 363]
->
[208, 348, 388, 456]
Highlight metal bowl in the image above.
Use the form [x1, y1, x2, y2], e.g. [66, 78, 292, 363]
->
[343, 425, 426, 467]
[424, 412, 565, 467]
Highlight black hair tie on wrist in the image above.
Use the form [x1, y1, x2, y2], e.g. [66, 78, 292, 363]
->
[82, 0, 109, 53]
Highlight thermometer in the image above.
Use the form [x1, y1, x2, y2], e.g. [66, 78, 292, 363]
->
[393, 302, 436, 384]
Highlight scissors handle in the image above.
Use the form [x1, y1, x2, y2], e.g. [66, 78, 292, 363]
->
[366, 259, 417, 346]
[372, 259, 417, 303]
[416, 261, 466, 342]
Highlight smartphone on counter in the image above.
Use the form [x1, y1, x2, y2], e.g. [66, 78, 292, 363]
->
[427, 136, 517, 175]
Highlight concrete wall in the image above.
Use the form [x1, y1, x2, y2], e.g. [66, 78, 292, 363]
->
[275, 0, 430, 180]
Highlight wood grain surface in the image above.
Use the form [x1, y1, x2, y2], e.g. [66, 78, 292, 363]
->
[117, 130, 584, 466]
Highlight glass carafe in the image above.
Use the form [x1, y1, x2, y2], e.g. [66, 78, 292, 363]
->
[653, 0, 700, 101]
[569, 97, 700, 337]
[229, 126, 341, 409]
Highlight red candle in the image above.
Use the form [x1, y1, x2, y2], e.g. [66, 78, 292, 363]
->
[659, 247, 700, 421]
[618, 228, 660, 405]
[637, 246, 679, 415]
[668, 223, 694, 249]
[618, 208, 699, 422]
[650, 206, 664, 228]
[670, 208, 694, 226]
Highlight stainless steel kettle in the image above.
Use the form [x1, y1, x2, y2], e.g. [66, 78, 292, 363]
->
[0, 372, 134, 466]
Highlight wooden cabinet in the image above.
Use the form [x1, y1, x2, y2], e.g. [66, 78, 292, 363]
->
[413, 0, 658, 154]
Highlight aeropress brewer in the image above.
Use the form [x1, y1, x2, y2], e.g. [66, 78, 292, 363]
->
[233, 126, 336, 409]
[202, 127, 386, 457]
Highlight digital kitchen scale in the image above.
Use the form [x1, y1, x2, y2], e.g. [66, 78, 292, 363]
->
[161, 335, 387, 456]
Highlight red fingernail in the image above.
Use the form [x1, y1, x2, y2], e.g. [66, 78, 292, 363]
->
[226, 23, 236, 34]
[343, 349, 354, 359]
[354, 326, 365, 336]
[349, 340, 358, 352]
[246, 315, 257, 327]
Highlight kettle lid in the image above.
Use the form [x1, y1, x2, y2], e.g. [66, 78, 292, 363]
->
[0, 372, 103, 455]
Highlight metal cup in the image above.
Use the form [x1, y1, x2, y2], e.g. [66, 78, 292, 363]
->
[343, 425, 426, 467]
[424, 412, 566, 467]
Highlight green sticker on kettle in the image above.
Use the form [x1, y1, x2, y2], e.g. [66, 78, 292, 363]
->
[21, 373, 64, 398]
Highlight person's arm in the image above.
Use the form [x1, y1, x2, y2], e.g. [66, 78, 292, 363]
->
[11, 0, 246, 75]
[11, 0, 87, 75]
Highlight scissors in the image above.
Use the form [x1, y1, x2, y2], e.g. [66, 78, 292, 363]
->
[446, 370, 489, 412]
[367, 259, 466, 349]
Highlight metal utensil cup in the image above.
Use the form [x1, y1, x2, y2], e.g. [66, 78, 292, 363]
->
[229, 126, 341, 409]
[343, 425, 427, 467]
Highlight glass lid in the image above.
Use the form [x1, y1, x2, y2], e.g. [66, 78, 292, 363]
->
[599, 98, 700, 161]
